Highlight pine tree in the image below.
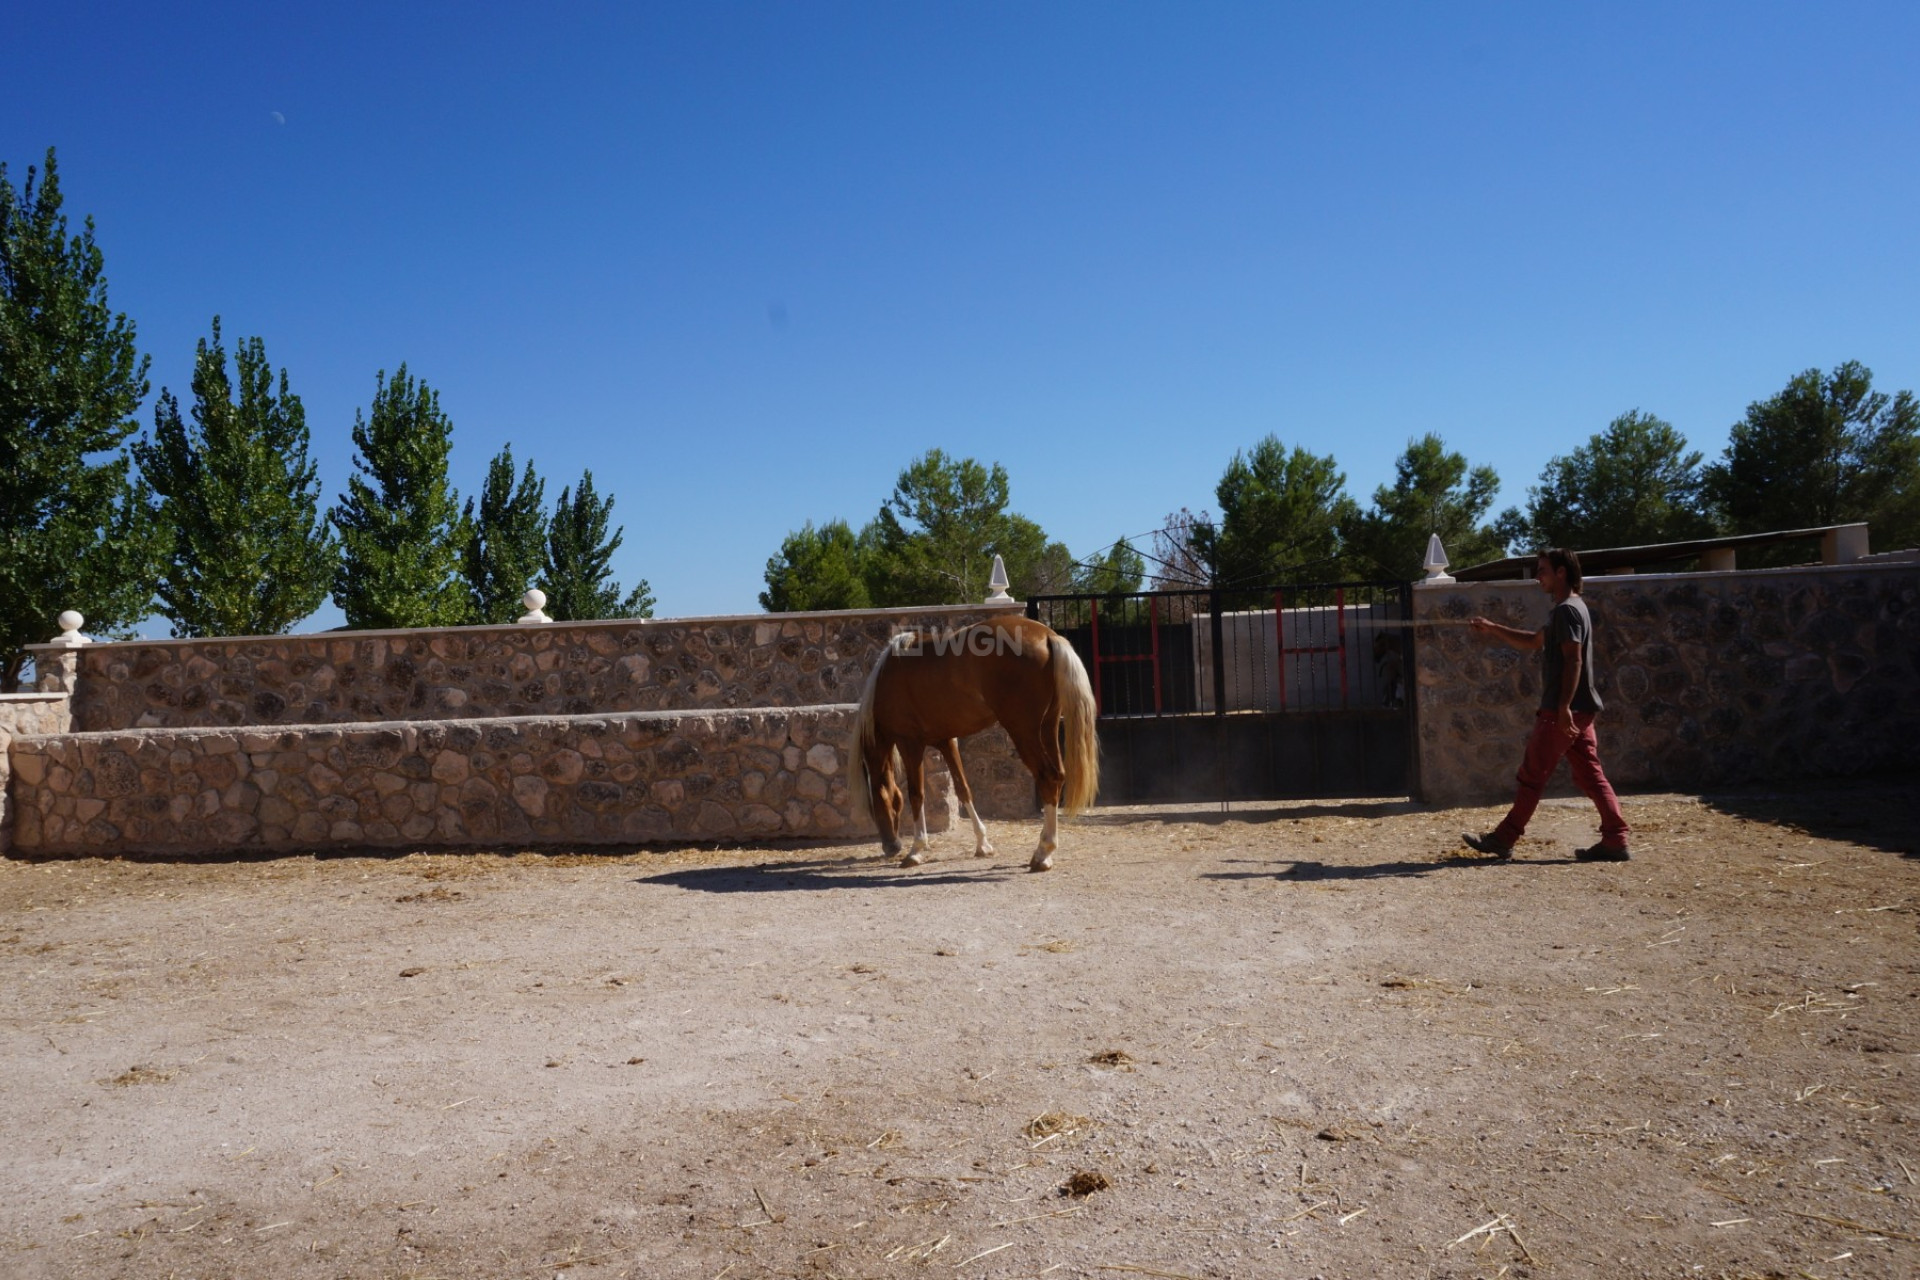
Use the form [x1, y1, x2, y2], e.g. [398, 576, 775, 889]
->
[1493, 411, 1714, 554]
[541, 470, 654, 620]
[1340, 434, 1505, 581]
[1188, 436, 1355, 601]
[0, 148, 165, 688]
[329, 366, 471, 628]
[760, 519, 871, 612]
[134, 319, 335, 636]
[1703, 363, 1920, 555]
[461, 444, 547, 623]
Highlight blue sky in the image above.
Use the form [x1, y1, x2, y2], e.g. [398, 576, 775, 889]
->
[8, 2, 1918, 628]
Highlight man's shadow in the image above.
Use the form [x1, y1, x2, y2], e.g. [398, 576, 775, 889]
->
[1204, 853, 1572, 884]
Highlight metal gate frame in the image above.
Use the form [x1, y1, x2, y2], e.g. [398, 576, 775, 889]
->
[1026, 580, 1418, 806]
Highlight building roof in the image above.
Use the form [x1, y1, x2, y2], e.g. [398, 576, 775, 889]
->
[1450, 524, 1863, 581]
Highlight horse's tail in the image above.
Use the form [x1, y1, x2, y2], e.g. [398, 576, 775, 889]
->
[1051, 634, 1101, 814]
[849, 642, 892, 826]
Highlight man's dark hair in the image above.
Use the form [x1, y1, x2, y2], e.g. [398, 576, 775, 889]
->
[1535, 547, 1583, 590]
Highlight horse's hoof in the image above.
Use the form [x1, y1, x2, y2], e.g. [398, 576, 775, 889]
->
[1028, 853, 1053, 873]
[900, 850, 926, 867]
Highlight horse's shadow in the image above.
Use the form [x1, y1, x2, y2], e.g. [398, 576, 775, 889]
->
[636, 854, 1023, 894]
[1205, 854, 1571, 883]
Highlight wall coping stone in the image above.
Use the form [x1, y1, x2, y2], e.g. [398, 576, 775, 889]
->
[21, 600, 1022, 658]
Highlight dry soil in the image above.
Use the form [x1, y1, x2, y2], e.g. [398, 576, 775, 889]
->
[2, 781, 1916, 1280]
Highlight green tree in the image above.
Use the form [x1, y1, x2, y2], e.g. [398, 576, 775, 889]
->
[1073, 538, 1146, 597]
[329, 365, 471, 628]
[1188, 436, 1355, 596]
[760, 519, 871, 612]
[541, 469, 654, 620]
[994, 513, 1078, 598]
[134, 319, 335, 636]
[461, 444, 547, 623]
[1493, 410, 1714, 554]
[1702, 363, 1920, 554]
[0, 148, 164, 688]
[1341, 434, 1505, 580]
[854, 449, 1072, 605]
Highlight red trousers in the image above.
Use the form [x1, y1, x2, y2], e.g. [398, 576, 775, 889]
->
[1492, 709, 1630, 849]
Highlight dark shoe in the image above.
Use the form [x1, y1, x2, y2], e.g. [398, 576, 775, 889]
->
[1574, 843, 1630, 862]
[1460, 832, 1512, 859]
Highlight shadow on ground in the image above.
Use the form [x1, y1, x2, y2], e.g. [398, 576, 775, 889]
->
[637, 853, 1024, 893]
[1697, 776, 1919, 858]
[1203, 851, 1573, 884]
[1082, 798, 1427, 827]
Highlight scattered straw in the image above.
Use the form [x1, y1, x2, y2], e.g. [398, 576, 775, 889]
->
[1088, 1050, 1134, 1067]
[952, 1242, 1013, 1267]
[108, 1065, 175, 1087]
[1025, 1112, 1089, 1142]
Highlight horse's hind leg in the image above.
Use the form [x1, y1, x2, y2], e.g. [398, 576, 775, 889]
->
[998, 707, 1066, 873]
[900, 746, 933, 867]
[936, 738, 994, 858]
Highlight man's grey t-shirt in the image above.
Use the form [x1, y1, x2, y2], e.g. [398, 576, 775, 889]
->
[1539, 596, 1602, 713]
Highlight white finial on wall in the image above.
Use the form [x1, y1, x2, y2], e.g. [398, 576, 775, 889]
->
[50, 610, 91, 647]
[985, 555, 1012, 603]
[1421, 535, 1454, 586]
[516, 589, 552, 624]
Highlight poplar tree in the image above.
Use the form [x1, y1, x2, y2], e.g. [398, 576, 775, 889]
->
[541, 470, 654, 620]
[134, 319, 335, 636]
[0, 148, 164, 688]
[329, 366, 471, 628]
[461, 444, 548, 623]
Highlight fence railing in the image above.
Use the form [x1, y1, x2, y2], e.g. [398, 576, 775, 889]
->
[1027, 581, 1412, 718]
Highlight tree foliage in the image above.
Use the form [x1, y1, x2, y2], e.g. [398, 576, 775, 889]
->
[1188, 436, 1354, 595]
[329, 366, 471, 628]
[134, 319, 335, 636]
[0, 148, 164, 687]
[1340, 433, 1505, 581]
[1073, 538, 1146, 597]
[1148, 508, 1213, 589]
[760, 450, 1075, 610]
[461, 444, 547, 624]
[759, 519, 871, 612]
[1702, 363, 1920, 554]
[541, 469, 654, 621]
[1493, 410, 1713, 554]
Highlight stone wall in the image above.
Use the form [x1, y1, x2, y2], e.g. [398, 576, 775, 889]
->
[0, 694, 73, 853]
[4, 706, 960, 857]
[2, 603, 1055, 858]
[1412, 563, 1920, 805]
[34, 605, 1021, 733]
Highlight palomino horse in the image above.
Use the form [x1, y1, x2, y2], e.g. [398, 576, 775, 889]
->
[851, 615, 1099, 872]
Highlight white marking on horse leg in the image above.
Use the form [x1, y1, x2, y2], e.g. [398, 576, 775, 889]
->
[964, 803, 994, 857]
[900, 802, 928, 865]
[1029, 803, 1058, 872]
[909, 798, 931, 856]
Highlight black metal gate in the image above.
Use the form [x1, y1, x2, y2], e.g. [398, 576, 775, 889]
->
[1025, 581, 1415, 805]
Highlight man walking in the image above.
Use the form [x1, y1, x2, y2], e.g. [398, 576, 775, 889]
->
[1461, 548, 1631, 862]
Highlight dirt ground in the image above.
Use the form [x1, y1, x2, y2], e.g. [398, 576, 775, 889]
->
[1, 781, 1916, 1280]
